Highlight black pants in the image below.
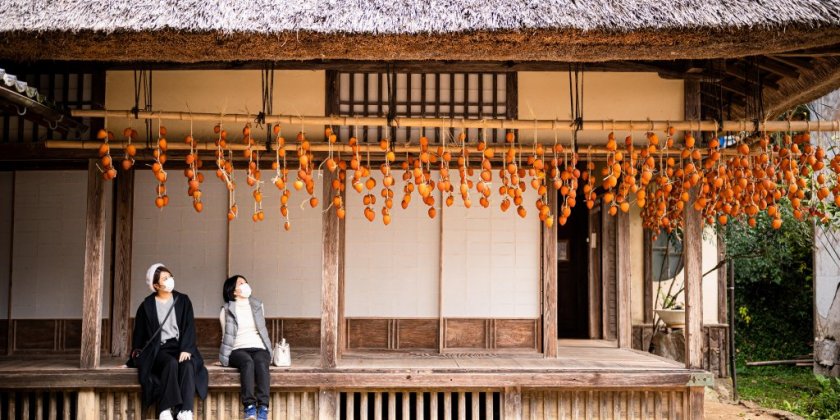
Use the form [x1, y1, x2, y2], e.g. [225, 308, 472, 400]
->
[229, 348, 271, 408]
[153, 339, 196, 412]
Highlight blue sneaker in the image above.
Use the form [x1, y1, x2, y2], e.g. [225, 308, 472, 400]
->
[244, 404, 257, 420]
[257, 405, 269, 420]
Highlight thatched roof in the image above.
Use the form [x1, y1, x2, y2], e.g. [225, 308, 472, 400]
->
[0, 0, 839, 62]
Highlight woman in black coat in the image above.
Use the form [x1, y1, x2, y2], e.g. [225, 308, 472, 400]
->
[128, 264, 209, 420]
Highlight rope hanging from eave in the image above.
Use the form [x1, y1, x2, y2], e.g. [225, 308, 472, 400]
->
[132, 69, 152, 149]
[385, 63, 398, 149]
[259, 63, 275, 150]
[568, 63, 584, 153]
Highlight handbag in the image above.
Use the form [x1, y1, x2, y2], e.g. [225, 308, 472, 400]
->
[272, 338, 291, 367]
[128, 297, 178, 367]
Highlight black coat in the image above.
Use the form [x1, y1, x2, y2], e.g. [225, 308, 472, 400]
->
[128, 291, 209, 408]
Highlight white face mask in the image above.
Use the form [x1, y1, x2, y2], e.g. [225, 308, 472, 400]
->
[161, 278, 175, 292]
[238, 283, 252, 298]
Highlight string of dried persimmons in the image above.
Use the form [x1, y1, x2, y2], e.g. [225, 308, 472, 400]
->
[93, 124, 840, 234]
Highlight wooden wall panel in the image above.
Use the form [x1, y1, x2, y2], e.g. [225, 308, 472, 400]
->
[12, 319, 54, 351]
[396, 318, 438, 350]
[9, 319, 109, 353]
[0, 319, 7, 354]
[141, 317, 321, 351]
[444, 319, 486, 349]
[281, 318, 321, 349]
[495, 319, 539, 350]
[347, 319, 389, 350]
[632, 323, 729, 377]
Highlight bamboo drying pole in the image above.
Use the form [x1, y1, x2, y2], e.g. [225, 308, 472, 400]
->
[70, 109, 840, 134]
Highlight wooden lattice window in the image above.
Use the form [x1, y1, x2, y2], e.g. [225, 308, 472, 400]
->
[0, 69, 105, 143]
[327, 71, 517, 144]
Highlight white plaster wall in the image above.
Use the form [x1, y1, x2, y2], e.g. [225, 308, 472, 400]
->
[629, 207, 645, 324]
[11, 171, 112, 318]
[0, 172, 13, 319]
[652, 228, 720, 324]
[130, 170, 227, 317]
[344, 170, 441, 317]
[442, 186, 541, 318]
[518, 72, 684, 145]
[228, 170, 322, 317]
[105, 70, 326, 143]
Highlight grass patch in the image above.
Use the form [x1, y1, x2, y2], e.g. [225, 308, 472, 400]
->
[737, 365, 840, 419]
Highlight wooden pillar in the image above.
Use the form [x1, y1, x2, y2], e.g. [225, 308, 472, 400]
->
[5, 172, 15, 356]
[110, 169, 134, 358]
[688, 387, 704, 420]
[318, 389, 338, 420]
[541, 190, 558, 357]
[616, 210, 632, 348]
[814, 224, 840, 376]
[717, 234, 728, 324]
[321, 169, 340, 368]
[643, 230, 654, 324]
[503, 387, 522, 420]
[684, 80, 704, 369]
[81, 159, 107, 369]
[77, 390, 97, 419]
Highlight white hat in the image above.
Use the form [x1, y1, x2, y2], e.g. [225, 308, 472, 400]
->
[146, 263, 166, 292]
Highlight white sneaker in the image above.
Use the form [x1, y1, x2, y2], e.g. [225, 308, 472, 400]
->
[176, 410, 194, 420]
[159, 409, 173, 420]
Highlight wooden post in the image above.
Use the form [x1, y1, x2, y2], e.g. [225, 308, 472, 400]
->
[110, 169, 134, 358]
[688, 387, 704, 420]
[814, 223, 840, 376]
[5, 172, 14, 356]
[717, 234, 728, 324]
[643, 230, 654, 324]
[616, 210, 632, 348]
[81, 159, 107, 369]
[321, 170, 340, 368]
[684, 80, 704, 370]
[503, 387, 522, 420]
[541, 190, 558, 357]
[318, 389, 338, 420]
[77, 390, 97, 419]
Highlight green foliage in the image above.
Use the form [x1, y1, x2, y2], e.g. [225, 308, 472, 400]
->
[809, 375, 840, 419]
[721, 202, 813, 362]
[738, 366, 840, 419]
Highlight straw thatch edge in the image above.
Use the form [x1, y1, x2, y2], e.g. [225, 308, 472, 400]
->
[1, 26, 839, 63]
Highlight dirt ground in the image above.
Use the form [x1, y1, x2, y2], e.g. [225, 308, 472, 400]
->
[704, 381, 803, 420]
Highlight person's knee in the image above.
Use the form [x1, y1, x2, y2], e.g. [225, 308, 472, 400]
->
[179, 360, 195, 374]
[162, 357, 179, 372]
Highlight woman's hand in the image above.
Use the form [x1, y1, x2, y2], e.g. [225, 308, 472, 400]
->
[179, 352, 192, 362]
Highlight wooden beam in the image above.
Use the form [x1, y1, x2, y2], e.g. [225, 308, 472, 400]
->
[0, 368, 712, 389]
[321, 170, 340, 368]
[765, 56, 813, 72]
[754, 58, 800, 79]
[616, 210, 632, 348]
[110, 169, 134, 358]
[80, 158, 107, 369]
[541, 189, 558, 357]
[684, 80, 704, 370]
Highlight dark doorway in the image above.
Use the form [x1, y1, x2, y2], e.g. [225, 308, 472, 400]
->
[556, 188, 591, 338]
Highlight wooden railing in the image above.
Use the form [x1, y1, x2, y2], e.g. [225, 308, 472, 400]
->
[1, 387, 700, 419]
[1, 391, 78, 419]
